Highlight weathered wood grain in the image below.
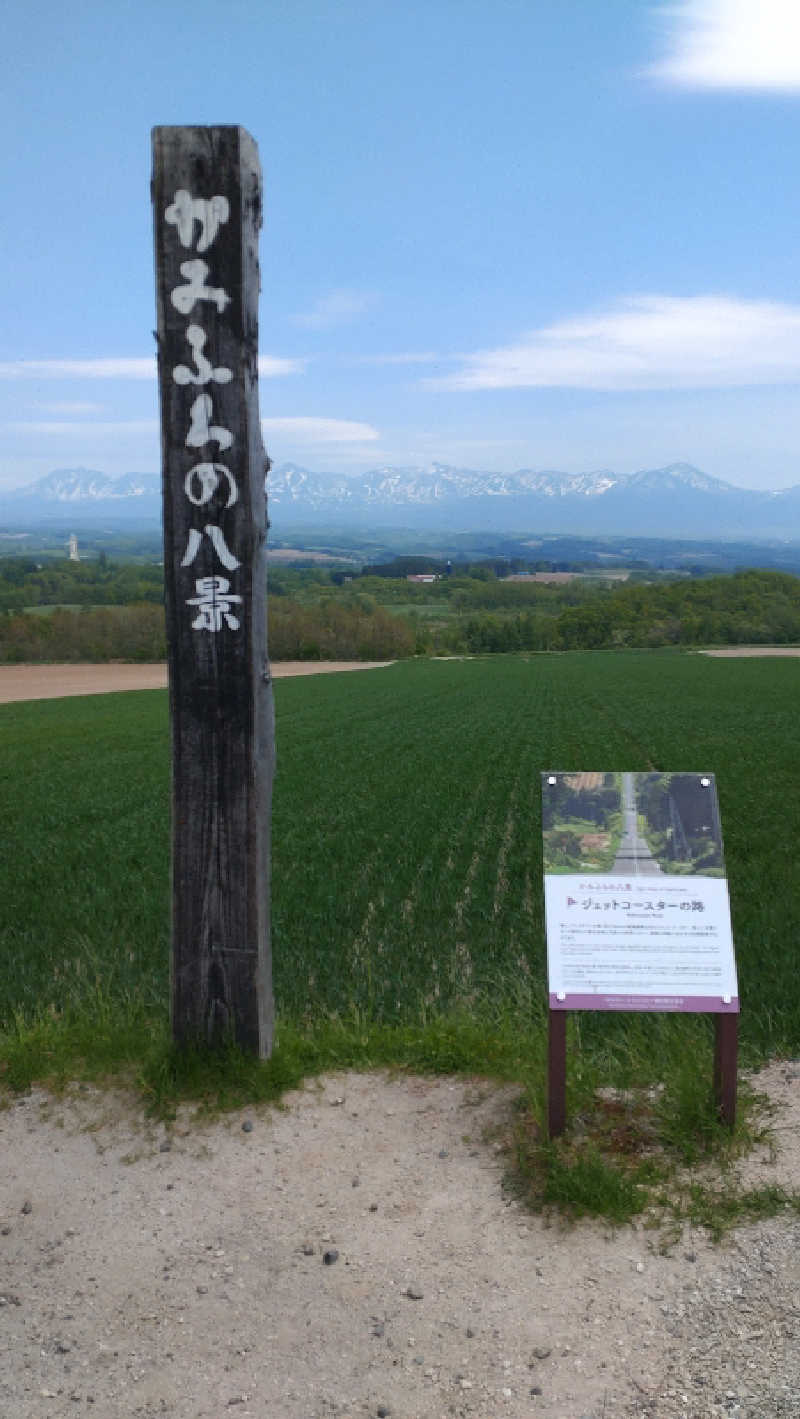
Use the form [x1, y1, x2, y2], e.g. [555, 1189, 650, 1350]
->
[152, 125, 274, 1056]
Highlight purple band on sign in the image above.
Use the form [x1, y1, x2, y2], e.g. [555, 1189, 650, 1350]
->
[549, 992, 740, 1014]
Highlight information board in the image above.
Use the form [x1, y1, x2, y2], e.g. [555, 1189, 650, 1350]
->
[542, 771, 738, 1013]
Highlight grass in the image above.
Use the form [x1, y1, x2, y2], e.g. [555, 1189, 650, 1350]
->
[503, 1021, 794, 1235]
[2, 652, 800, 1232]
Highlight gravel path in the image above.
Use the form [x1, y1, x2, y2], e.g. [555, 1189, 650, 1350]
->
[1, 1064, 798, 1419]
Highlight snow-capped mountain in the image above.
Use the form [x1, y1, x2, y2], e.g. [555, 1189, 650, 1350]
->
[264, 460, 800, 537]
[2, 461, 800, 539]
[270, 461, 624, 506]
[5, 467, 162, 509]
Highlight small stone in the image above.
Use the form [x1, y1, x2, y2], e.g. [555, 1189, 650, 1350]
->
[330, 1096, 345, 1106]
[369, 1204, 378, 1213]
[531, 1347, 551, 1361]
[196, 1285, 209, 1295]
[302, 1243, 315, 1256]
[635, 1261, 645, 1273]
[438, 1149, 448, 1158]
[371, 1322, 385, 1337]
[20, 1201, 32, 1215]
[684, 1251, 697, 1263]
[352, 1177, 360, 1187]
[502, 1386, 512, 1397]
[242, 1121, 253, 1133]
[459, 1378, 473, 1390]
[466, 1328, 475, 1338]
[323, 1249, 339, 1265]
[530, 1385, 543, 1396]
[159, 1140, 172, 1153]
[1, 1226, 11, 1236]
[377, 1407, 391, 1417]
[405, 1285, 424, 1300]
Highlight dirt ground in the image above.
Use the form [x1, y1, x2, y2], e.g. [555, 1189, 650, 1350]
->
[1, 1066, 799, 1419]
[0, 662, 394, 705]
[699, 647, 800, 657]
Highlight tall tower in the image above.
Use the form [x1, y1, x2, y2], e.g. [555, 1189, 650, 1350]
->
[68, 534, 79, 562]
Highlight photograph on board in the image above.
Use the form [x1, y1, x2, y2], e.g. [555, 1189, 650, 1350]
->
[541, 771, 725, 877]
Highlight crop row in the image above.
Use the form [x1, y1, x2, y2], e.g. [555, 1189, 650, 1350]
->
[1, 652, 799, 1057]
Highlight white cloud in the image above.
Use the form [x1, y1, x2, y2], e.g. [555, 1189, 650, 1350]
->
[7, 420, 159, 435]
[0, 354, 302, 379]
[647, 0, 800, 90]
[258, 355, 305, 377]
[292, 288, 376, 329]
[261, 417, 380, 444]
[435, 294, 800, 392]
[0, 357, 157, 380]
[352, 351, 440, 366]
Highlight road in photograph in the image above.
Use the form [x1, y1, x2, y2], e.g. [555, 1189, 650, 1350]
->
[612, 771, 662, 875]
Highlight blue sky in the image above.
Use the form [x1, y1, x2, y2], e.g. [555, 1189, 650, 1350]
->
[3, 0, 800, 491]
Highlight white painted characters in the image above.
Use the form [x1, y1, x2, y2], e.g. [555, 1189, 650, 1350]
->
[173, 326, 233, 387]
[180, 525, 240, 572]
[165, 191, 230, 252]
[170, 260, 231, 317]
[183, 460, 238, 509]
[164, 184, 242, 634]
[185, 394, 233, 453]
[186, 576, 242, 631]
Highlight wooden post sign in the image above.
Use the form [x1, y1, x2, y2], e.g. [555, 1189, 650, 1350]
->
[541, 772, 739, 1137]
[152, 126, 274, 1056]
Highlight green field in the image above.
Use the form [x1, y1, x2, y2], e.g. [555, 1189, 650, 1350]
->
[2, 650, 800, 1226]
[2, 650, 799, 1049]
[3, 650, 800, 1223]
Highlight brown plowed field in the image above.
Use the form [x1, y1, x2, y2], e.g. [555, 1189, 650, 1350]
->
[0, 661, 394, 705]
[701, 646, 800, 656]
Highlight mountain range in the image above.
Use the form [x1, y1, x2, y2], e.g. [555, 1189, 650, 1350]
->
[2, 461, 800, 540]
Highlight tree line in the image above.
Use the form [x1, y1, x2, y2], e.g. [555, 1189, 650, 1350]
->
[0, 556, 163, 612]
[1, 562, 798, 663]
[0, 601, 413, 664]
[424, 570, 800, 654]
